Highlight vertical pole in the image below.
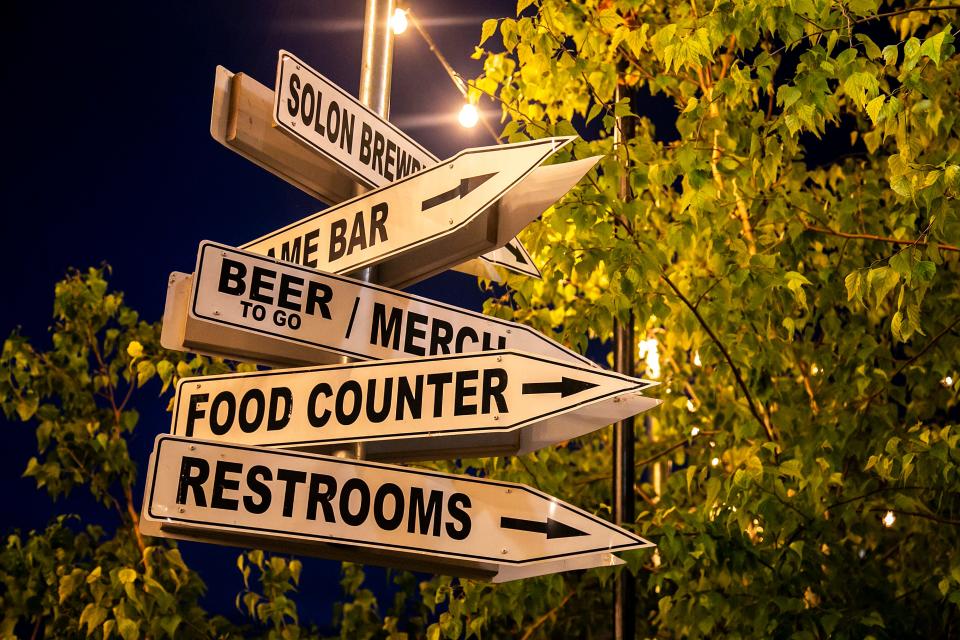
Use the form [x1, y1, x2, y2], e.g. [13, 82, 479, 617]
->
[612, 81, 636, 640]
[334, 0, 395, 460]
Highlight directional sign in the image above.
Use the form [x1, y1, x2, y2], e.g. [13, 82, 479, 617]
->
[161, 241, 594, 368]
[275, 49, 436, 189]
[271, 51, 541, 280]
[240, 137, 597, 288]
[140, 436, 653, 582]
[169, 350, 659, 461]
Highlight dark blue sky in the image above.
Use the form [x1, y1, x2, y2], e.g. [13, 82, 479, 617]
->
[1, 0, 516, 628]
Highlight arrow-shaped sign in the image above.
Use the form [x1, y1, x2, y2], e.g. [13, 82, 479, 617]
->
[140, 436, 653, 582]
[268, 50, 542, 281]
[162, 241, 596, 369]
[500, 516, 588, 539]
[240, 137, 595, 289]
[168, 349, 658, 461]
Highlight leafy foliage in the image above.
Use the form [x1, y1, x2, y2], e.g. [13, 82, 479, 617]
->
[459, 0, 960, 637]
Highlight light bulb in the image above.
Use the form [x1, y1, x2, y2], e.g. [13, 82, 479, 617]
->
[882, 510, 896, 528]
[943, 375, 954, 387]
[458, 103, 479, 128]
[389, 8, 408, 35]
[711, 456, 720, 467]
[690, 426, 700, 437]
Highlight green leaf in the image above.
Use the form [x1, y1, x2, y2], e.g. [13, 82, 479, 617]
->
[919, 28, 950, 67]
[479, 19, 498, 46]
[866, 95, 885, 124]
[15, 396, 38, 421]
[80, 604, 108, 636]
[914, 260, 936, 282]
[118, 618, 139, 640]
[845, 270, 865, 304]
[777, 85, 802, 110]
[882, 44, 899, 66]
[118, 568, 137, 584]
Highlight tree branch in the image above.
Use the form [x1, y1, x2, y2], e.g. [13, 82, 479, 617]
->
[804, 224, 959, 253]
[660, 272, 777, 441]
[520, 590, 576, 640]
[860, 316, 960, 410]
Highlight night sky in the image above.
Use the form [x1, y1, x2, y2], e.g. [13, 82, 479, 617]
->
[1, 0, 519, 628]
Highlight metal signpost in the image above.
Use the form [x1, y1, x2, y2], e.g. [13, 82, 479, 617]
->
[161, 242, 595, 368]
[167, 350, 658, 461]
[141, 0, 659, 593]
[140, 436, 653, 582]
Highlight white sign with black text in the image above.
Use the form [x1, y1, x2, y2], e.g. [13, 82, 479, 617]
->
[161, 242, 593, 368]
[140, 436, 652, 581]
[170, 350, 659, 461]
[240, 137, 596, 288]
[273, 50, 540, 280]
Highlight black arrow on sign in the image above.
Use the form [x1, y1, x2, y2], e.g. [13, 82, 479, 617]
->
[421, 173, 497, 212]
[503, 241, 529, 265]
[521, 377, 599, 398]
[500, 516, 588, 539]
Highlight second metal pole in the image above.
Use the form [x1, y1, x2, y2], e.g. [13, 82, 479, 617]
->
[335, 0, 395, 460]
[612, 78, 637, 639]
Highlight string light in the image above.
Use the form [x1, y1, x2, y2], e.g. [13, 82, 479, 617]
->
[389, 8, 408, 35]
[693, 351, 701, 367]
[811, 363, 820, 375]
[711, 456, 720, 467]
[690, 426, 700, 437]
[882, 510, 896, 528]
[458, 102, 479, 128]
[943, 375, 954, 387]
[637, 338, 661, 379]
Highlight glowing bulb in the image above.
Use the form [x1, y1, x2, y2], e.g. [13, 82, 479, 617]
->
[458, 102, 479, 128]
[637, 338, 661, 379]
[943, 376, 954, 387]
[690, 426, 700, 437]
[711, 456, 720, 467]
[882, 510, 896, 528]
[693, 351, 701, 367]
[389, 8, 408, 35]
[811, 363, 820, 375]
[686, 398, 696, 412]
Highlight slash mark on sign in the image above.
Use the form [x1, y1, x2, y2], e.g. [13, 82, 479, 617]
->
[500, 516, 588, 539]
[521, 377, 599, 398]
[421, 173, 497, 212]
[344, 296, 361, 339]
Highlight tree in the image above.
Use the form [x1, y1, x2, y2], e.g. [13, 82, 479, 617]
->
[3, 1, 960, 638]
[452, 0, 960, 637]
